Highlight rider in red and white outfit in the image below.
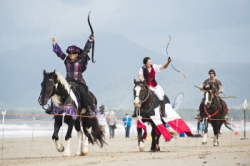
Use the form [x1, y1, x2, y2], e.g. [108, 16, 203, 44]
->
[138, 56, 172, 117]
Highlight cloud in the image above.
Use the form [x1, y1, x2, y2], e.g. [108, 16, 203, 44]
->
[0, 0, 249, 63]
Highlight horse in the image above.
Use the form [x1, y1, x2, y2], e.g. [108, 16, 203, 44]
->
[199, 89, 233, 146]
[38, 70, 105, 156]
[133, 79, 172, 152]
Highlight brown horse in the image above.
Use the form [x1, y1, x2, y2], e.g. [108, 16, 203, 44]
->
[133, 79, 172, 151]
[199, 89, 233, 146]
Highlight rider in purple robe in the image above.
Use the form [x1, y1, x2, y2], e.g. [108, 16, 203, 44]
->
[45, 35, 95, 115]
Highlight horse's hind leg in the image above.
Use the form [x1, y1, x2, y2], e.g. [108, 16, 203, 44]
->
[156, 135, 161, 151]
[53, 119, 64, 152]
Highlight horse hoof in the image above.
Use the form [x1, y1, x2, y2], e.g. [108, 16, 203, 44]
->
[62, 150, 71, 157]
[202, 142, 207, 145]
[57, 146, 64, 152]
[83, 152, 88, 156]
[139, 146, 145, 151]
[82, 147, 89, 156]
[75, 151, 83, 156]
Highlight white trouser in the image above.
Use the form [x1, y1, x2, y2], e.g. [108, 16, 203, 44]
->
[149, 85, 164, 101]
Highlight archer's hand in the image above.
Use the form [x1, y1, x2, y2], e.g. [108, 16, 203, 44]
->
[168, 56, 172, 62]
[89, 35, 94, 41]
[52, 36, 57, 45]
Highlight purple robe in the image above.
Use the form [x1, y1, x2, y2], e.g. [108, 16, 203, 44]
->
[53, 39, 92, 84]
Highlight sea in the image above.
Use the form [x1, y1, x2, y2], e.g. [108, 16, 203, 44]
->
[0, 118, 249, 138]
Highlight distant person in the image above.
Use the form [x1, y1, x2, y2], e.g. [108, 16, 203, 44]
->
[196, 69, 229, 118]
[122, 114, 132, 138]
[198, 121, 205, 136]
[106, 111, 117, 139]
[97, 104, 109, 134]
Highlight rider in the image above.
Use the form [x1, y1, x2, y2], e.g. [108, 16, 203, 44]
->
[45, 35, 95, 115]
[197, 69, 229, 118]
[137, 56, 172, 117]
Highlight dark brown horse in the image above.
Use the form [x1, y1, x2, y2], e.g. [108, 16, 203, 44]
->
[38, 70, 105, 156]
[133, 79, 171, 151]
[199, 89, 233, 146]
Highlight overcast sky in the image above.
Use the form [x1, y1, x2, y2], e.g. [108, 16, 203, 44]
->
[1, 0, 249, 63]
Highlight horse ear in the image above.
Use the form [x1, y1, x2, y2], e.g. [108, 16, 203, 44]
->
[43, 70, 46, 76]
[134, 79, 137, 84]
[53, 72, 58, 83]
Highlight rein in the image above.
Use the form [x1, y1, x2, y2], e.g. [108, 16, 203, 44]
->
[204, 106, 219, 119]
[141, 89, 150, 103]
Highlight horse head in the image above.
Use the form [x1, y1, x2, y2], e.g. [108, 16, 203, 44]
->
[133, 79, 149, 108]
[38, 70, 58, 107]
[204, 89, 214, 108]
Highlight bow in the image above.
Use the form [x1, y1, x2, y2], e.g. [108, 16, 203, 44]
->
[166, 35, 185, 78]
[88, 11, 96, 63]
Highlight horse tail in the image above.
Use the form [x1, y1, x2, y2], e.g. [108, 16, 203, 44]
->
[91, 117, 106, 147]
[223, 120, 234, 131]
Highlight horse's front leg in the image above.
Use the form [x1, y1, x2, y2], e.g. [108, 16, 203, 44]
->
[213, 122, 220, 146]
[62, 120, 74, 157]
[75, 120, 83, 156]
[137, 128, 145, 151]
[202, 118, 208, 145]
[53, 119, 64, 152]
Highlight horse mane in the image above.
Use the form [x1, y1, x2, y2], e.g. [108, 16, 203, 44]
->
[53, 72, 78, 108]
[56, 72, 70, 94]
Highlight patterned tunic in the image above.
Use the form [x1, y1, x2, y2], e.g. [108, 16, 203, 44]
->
[202, 78, 223, 94]
[53, 40, 92, 84]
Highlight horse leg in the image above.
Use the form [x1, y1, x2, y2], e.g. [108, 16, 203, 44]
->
[82, 128, 90, 156]
[150, 126, 157, 152]
[53, 118, 65, 152]
[212, 122, 220, 146]
[62, 119, 74, 157]
[74, 120, 83, 156]
[156, 134, 161, 151]
[202, 118, 208, 145]
[137, 128, 145, 151]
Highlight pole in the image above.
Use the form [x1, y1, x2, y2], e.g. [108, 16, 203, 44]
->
[241, 99, 248, 140]
[2, 110, 6, 165]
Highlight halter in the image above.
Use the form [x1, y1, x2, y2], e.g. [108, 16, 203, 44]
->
[134, 85, 150, 103]
[203, 92, 220, 119]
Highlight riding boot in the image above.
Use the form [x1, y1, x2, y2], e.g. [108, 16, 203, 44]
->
[87, 105, 94, 116]
[45, 101, 54, 114]
[159, 100, 167, 117]
[132, 108, 138, 117]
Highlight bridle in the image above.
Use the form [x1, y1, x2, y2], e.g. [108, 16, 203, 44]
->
[134, 84, 150, 103]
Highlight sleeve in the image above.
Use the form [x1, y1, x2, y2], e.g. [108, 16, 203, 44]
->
[79, 39, 93, 60]
[153, 64, 162, 72]
[217, 79, 224, 93]
[52, 43, 66, 60]
[139, 67, 143, 76]
[202, 79, 209, 90]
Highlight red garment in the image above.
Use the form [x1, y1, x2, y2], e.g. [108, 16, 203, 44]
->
[142, 65, 157, 87]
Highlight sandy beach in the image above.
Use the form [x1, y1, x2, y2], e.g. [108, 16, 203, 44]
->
[1, 130, 250, 166]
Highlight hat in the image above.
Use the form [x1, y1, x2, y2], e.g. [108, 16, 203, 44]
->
[110, 111, 115, 115]
[66, 45, 82, 54]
